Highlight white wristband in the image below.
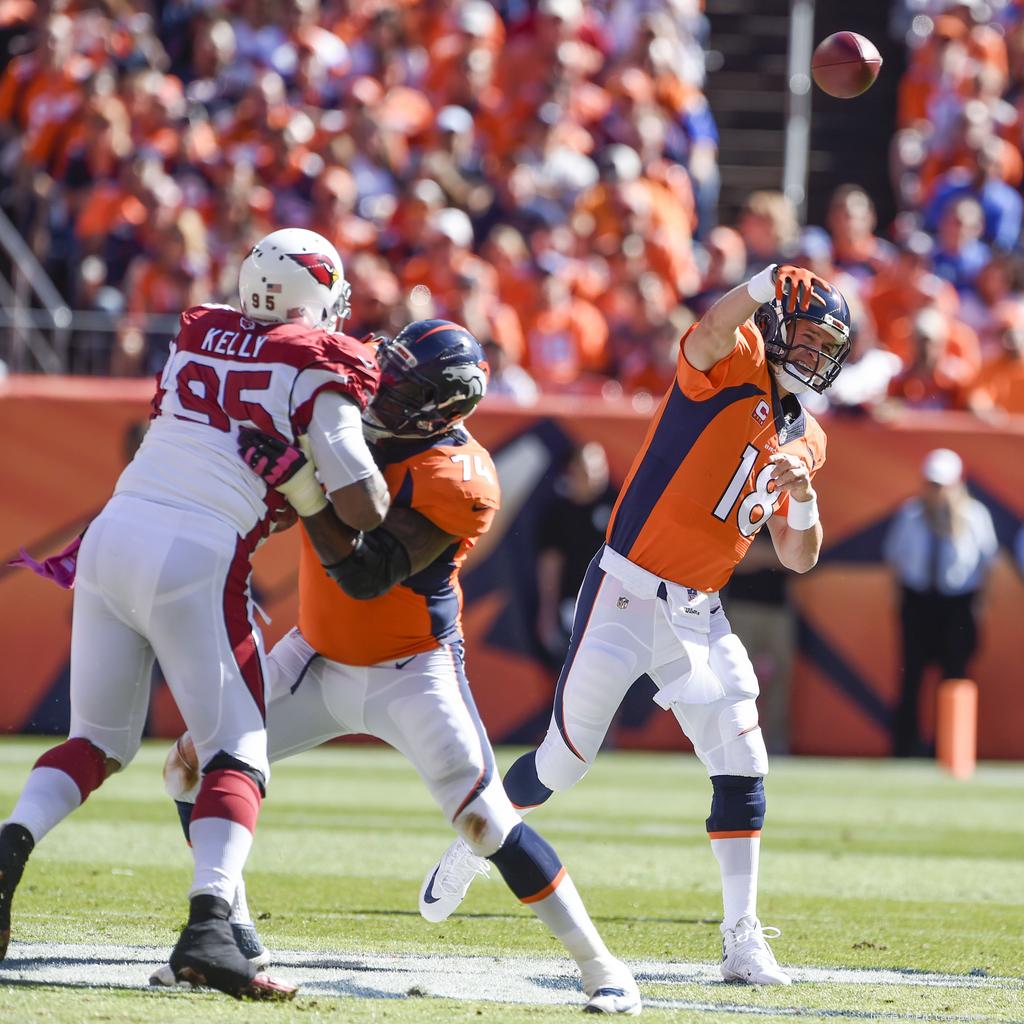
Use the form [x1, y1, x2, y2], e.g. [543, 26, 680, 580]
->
[786, 494, 819, 531]
[746, 264, 777, 304]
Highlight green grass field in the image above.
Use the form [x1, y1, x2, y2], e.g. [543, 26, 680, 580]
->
[0, 737, 1022, 1024]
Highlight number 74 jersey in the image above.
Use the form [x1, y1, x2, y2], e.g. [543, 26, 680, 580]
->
[115, 304, 379, 538]
[605, 318, 827, 593]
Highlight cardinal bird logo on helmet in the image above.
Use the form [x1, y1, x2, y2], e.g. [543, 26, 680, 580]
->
[286, 252, 339, 289]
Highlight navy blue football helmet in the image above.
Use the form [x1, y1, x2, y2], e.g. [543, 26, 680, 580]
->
[364, 319, 490, 439]
[753, 275, 852, 393]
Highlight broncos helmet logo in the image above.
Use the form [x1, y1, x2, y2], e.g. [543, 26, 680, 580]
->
[441, 363, 487, 404]
[287, 252, 339, 289]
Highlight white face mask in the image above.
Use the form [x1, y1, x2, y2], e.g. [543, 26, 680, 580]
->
[772, 362, 811, 395]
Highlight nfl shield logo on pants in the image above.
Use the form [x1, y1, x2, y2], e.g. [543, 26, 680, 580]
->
[617, 596, 629, 609]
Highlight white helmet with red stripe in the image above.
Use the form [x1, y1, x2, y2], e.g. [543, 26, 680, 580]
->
[238, 228, 351, 331]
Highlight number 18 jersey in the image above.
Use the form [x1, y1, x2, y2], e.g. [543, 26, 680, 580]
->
[115, 304, 379, 539]
[605, 319, 827, 593]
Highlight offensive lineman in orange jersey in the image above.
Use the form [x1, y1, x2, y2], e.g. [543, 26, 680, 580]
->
[422, 266, 853, 985]
[161, 320, 642, 1015]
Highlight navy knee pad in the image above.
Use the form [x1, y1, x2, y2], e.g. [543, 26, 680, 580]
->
[706, 774, 765, 834]
[503, 751, 553, 810]
[487, 822, 564, 902]
[175, 800, 194, 843]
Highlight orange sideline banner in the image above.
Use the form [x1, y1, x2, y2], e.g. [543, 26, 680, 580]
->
[1, 377, 1022, 759]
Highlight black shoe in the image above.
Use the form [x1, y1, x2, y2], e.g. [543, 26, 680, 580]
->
[0, 823, 34, 961]
[169, 895, 295, 1000]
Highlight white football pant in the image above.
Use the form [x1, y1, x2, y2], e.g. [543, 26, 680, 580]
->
[69, 494, 270, 780]
[533, 551, 769, 794]
[264, 628, 520, 856]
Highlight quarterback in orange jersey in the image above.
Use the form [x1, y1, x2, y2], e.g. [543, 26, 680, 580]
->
[161, 321, 642, 1015]
[423, 266, 853, 986]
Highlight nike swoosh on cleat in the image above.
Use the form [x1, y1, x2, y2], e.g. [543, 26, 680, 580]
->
[422, 867, 442, 904]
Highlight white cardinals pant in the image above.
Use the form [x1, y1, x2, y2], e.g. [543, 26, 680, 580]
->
[69, 494, 270, 780]
[534, 545, 769, 793]
[263, 628, 520, 855]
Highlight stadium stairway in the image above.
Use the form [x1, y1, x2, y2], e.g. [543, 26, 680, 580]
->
[705, 0, 902, 226]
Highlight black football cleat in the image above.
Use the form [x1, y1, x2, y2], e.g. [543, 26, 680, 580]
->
[169, 894, 296, 1000]
[0, 823, 34, 962]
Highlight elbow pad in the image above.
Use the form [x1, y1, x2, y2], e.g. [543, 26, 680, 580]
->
[324, 527, 411, 599]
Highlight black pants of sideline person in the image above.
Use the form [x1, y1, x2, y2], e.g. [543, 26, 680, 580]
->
[893, 587, 978, 757]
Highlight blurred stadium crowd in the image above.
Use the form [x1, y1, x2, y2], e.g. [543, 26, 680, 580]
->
[0, 0, 1022, 418]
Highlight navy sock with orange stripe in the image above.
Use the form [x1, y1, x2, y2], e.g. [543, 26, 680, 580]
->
[489, 823, 610, 967]
[487, 822, 562, 901]
[707, 775, 765, 930]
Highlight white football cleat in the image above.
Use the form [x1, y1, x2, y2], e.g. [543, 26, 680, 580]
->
[720, 916, 791, 985]
[580, 956, 642, 1015]
[419, 838, 490, 923]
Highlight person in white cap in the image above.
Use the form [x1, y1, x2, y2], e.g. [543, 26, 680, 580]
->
[883, 449, 998, 757]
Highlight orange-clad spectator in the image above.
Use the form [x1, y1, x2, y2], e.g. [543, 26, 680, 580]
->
[0, 15, 89, 169]
[347, 253, 403, 339]
[574, 145, 695, 284]
[122, 68, 186, 161]
[737, 190, 800, 273]
[450, 263, 525, 364]
[964, 303, 1024, 415]
[621, 308, 697, 398]
[897, 16, 969, 129]
[420, 105, 493, 216]
[865, 233, 960, 348]
[481, 224, 542, 323]
[496, 0, 587, 110]
[113, 210, 211, 376]
[307, 166, 378, 255]
[400, 207, 486, 317]
[919, 101, 1024, 197]
[887, 307, 980, 410]
[422, 0, 504, 104]
[958, 252, 1024, 349]
[827, 184, 896, 281]
[55, 96, 132, 208]
[689, 225, 747, 317]
[522, 273, 610, 388]
[387, 177, 445, 259]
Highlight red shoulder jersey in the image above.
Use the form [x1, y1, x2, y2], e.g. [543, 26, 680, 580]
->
[118, 305, 379, 540]
[165, 304, 380, 434]
[605, 319, 827, 592]
[299, 429, 500, 665]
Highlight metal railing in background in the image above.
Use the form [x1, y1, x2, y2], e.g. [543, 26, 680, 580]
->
[783, 0, 816, 220]
[0, 206, 73, 373]
[0, 306, 181, 376]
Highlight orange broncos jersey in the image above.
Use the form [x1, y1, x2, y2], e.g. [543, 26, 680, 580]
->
[299, 429, 500, 666]
[606, 319, 827, 592]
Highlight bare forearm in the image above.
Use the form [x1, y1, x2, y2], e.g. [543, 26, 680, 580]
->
[301, 506, 360, 565]
[771, 520, 822, 573]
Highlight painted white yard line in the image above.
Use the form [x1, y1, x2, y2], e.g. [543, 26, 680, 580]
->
[0, 943, 1020, 1020]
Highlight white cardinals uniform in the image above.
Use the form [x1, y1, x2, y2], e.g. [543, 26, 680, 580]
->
[70, 305, 378, 781]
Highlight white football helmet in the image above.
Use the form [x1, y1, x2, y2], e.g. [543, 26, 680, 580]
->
[238, 228, 351, 331]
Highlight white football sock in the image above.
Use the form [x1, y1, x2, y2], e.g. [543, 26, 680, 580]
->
[231, 876, 253, 925]
[189, 817, 254, 904]
[711, 835, 760, 930]
[6, 767, 84, 844]
[528, 872, 610, 965]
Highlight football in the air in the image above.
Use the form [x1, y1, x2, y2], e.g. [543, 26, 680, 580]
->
[811, 32, 883, 99]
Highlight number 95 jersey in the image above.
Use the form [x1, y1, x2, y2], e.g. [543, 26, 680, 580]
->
[605, 318, 827, 593]
[115, 304, 379, 538]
